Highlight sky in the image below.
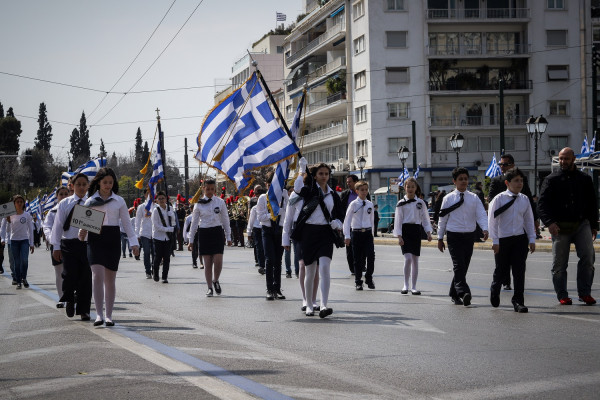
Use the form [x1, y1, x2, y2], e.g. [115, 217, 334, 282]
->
[0, 0, 302, 175]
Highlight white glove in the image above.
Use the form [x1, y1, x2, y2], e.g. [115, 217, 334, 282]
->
[330, 219, 343, 230]
[167, 226, 175, 232]
[299, 157, 308, 171]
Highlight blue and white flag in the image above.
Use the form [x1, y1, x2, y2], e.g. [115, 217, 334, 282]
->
[61, 171, 73, 187]
[74, 157, 107, 178]
[43, 188, 57, 212]
[591, 136, 596, 153]
[581, 136, 590, 154]
[266, 93, 305, 219]
[413, 164, 421, 180]
[196, 72, 299, 191]
[397, 167, 410, 187]
[485, 153, 502, 178]
[29, 196, 39, 217]
[145, 139, 164, 216]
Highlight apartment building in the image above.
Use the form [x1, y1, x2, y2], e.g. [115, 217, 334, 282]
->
[283, 0, 594, 194]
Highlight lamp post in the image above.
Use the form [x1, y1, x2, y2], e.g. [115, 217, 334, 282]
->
[449, 132, 465, 168]
[329, 164, 336, 187]
[357, 156, 366, 180]
[397, 145, 410, 176]
[525, 114, 548, 194]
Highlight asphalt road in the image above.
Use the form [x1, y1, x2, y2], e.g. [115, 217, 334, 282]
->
[1, 241, 599, 400]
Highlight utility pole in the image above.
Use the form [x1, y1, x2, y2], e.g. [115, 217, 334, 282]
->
[593, 46, 600, 204]
[184, 138, 190, 199]
[411, 121, 417, 171]
[499, 79, 505, 155]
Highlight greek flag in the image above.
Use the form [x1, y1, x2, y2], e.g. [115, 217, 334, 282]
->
[196, 72, 299, 191]
[29, 196, 39, 217]
[485, 153, 502, 178]
[145, 139, 164, 215]
[591, 136, 596, 153]
[266, 93, 305, 219]
[397, 167, 410, 187]
[61, 171, 72, 187]
[413, 164, 421, 179]
[276, 12, 286, 21]
[74, 157, 107, 178]
[581, 136, 590, 154]
[43, 188, 57, 212]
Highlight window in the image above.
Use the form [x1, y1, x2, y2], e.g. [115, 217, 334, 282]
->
[547, 0, 565, 9]
[354, 70, 366, 89]
[356, 139, 368, 156]
[354, 35, 365, 55]
[353, 0, 364, 19]
[386, 31, 407, 48]
[547, 30, 567, 46]
[355, 105, 367, 123]
[388, 102, 409, 119]
[549, 135, 569, 151]
[387, 0, 405, 10]
[276, 46, 284, 54]
[386, 67, 409, 83]
[547, 65, 569, 81]
[389, 138, 410, 154]
[549, 100, 569, 116]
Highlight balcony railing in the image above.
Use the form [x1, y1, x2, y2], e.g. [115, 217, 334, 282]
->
[286, 23, 344, 66]
[302, 124, 347, 146]
[307, 92, 346, 113]
[428, 43, 530, 56]
[426, 8, 529, 20]
[430, 114, 529, 127]
[286, 56, 346, 92]
[428, 79, 532, 91]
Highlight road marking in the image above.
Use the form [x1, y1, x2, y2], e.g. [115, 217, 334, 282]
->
[0, 342, 114, 364]
[270, 385, 385, 400]
[10, 312, 57, 322]
[4, 325, 72, 339]
[177, 347, 287, 362]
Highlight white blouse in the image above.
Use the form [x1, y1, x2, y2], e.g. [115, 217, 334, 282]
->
[189, 196, 231, 242]
[50, 194, 88, 246]
[151, 204, 176, 242]
[4, 212, 34, 244]
[84, 192, 138, 247]
[393, 196, 432, 237]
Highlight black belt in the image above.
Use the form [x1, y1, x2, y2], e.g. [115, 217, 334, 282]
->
[352, 228, 372, 232]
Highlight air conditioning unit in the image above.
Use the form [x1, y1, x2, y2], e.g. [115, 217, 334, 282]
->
[337, 158, 345, 172]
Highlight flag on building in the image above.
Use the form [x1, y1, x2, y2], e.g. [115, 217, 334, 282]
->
[276, 12, 286, 21]
[485, 153, 502, 178]
[145, 139, 164, 215]
[581, 136, 589, 154]
[413, 164, 421, 179]
[196, 71, 299, 191]
[267, 92, 305, 219]
[397, 167, 410, 187]
[591, 136, 596, 153]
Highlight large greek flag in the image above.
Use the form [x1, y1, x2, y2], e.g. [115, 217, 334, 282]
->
[43, 188, 57, 212]
[266, 93, 305, 219]
[145, 139, 164, 215]
[485, 153, 502, 178]
[61, 171, 72, 187]
[197, 72, 299, 191]
[74, 157, 107, 178]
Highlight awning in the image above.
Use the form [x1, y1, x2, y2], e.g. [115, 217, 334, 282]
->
[286, 62, 305, 80]
[330, 5, 344, 18]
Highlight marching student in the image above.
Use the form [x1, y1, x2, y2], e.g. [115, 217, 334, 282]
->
[293, 158, 343, 318]
[247, 187, 266, 275]
[151, 191, 176, 283]
[51, 173, 92, 320]
[393, 178, 433, 295]
[437, 167, 488, 306]
[255, 171, 289, 300]
[188, 179, 232, 297]
[183, 206, 203, 269]
[42, 186, 70, 307]
[3, 195, 34, 289]
[488, 167, 536, 313]
[283, 186, 320, 312]
[135, 188, 154, 279]
[343, 180, 376, 291]
[0, 217, 16, 284]
[80, 168, 139, 327]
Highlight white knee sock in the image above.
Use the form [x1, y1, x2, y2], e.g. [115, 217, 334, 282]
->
[104, 270, 117, 321]
[403, 254, 412, 290]
[91, 264, 105, 319]
[299, 260, 306, 305]
[319, 257, 331, 309]
[304, 262, 318, 311]
[411, 255, 419, 290]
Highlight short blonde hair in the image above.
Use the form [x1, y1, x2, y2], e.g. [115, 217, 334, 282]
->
[355, 180, 369, 191]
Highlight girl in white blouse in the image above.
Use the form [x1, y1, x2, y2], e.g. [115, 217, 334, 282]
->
[394, 178, 432, 295]
[80, 168, 139, 326]
[3, 195, 34, 289]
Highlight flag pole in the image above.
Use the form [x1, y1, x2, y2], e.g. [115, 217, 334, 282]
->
[156, 108, 171, 212]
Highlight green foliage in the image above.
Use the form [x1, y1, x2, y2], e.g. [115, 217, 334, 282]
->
[325, 71, 346, 95]
[99, 138, 107, 158]
[23, 147, 50, 187]
[134, 127, 143, 166]
[34, 102, 53, 152]
[70, 111, 91, 165]
[0, 102, 4, 118]
[142, 141, 149, 165]
[0, 116, 22, 154]
[118, 175, 137, 206]
[6, 107, 14, 118]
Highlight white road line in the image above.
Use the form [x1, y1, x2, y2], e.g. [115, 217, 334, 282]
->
[177, 347, 286, 362]
[270, 385, 385, 400]
[4, 325, 72, 339]
[10, 312, 58, 322]
[0, 342, 114, 364]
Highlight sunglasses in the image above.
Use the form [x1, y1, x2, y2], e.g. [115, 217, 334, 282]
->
[497, 163, 513, 167]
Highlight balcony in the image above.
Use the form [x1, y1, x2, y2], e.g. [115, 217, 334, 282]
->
[430, 114, 529, 127]
[426, 8, 529, 21]
[307, 92, 346, 114]
[428, 79, 532, 92]
[286, 23, 345, 67]
[302, 124, 347, 146]
[286, 56, 346, 92]
[428, 43, 530, 57]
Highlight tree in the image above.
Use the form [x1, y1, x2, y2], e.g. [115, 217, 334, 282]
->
[99, 138, 107, 158]
[34, 102, 53, 153]
[0, 102, 4, 118]
[23, 147, 50, 187]
[134, 127, 143, 165]
[6, 107, 14, 118]
[69, 111, 91, 164]
[142, 141, 149, 165]
[118, 175, 136, 206]
[110, 151, 118, 166]
[0, 114, 22, 154]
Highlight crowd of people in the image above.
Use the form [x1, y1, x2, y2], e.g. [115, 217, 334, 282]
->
[1, 147, 597, 325]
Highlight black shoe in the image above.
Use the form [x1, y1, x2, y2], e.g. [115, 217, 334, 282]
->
[12, 279, 17, 285]
[162, 279, 168, 283]
[462, 293, 472, 307]
[301, 306, 307, 311]
[22, 279, 29, 288]
[192, 263, 198, 269]
[66, 302, 75, 317]
[135, 256, 140, 261]
[362, 267, 367, 272]
[275, 290, 285, 300]
[512, 301, 528, 313]
[56, 302, 65, 308]
[451, 297, 463, 305]
[153, 274, 159, 282]
[80, 313, 90, 321]
[258, 268, 265, 275]
[411, 290, 420, 295]
[367, 281, 375, 290]
[400, 289, 408, 294]
[146, 273, 152, 279]
[313, 306, 320, 311]
[319, 307, 333, 318]
[16, 283, 22, 290]
[122, 255, 126, 258]
[206, 288, 214, 297]
[490, 292, 500, 308]
[286, 273, 292, 278]
[265, 291, 274, 300]
[105, 320, 115, 327]
[356, 284, 363, 290]
[503, 284, 512, 291]
[93, 319, 104, 326]
[0, 266, 4, 274]
[213, 281, 221, 294]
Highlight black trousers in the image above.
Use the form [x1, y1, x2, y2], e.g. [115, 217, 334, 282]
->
[491, 234, 529, 304]
[153, 239, 172, 280]
[447, 231, 475, 299]
[253, 227, 265, 269]
[346, 244, 354, 273]
[262, 225, 283, 292]
[0, 241, 4, 270]
[351, 230, 375, 285]
[191, 231, 201, 265]
[60, 239, 91, 315]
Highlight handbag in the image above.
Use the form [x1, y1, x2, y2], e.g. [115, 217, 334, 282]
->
[290, 194, 322, 241]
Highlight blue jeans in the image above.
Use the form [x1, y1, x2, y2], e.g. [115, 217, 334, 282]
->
[121, 232, 131, 256]
[11, 239, 30, 283]
[284, 248, 292, 274]
[139, 236, 154, 274]
[7, 243, 15, 278]
[551, 220, 596, 299]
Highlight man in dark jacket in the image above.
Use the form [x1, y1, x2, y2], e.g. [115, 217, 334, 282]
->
[538, 147, 598, 305]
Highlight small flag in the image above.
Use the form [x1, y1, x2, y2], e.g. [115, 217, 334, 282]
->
[276, 12, 286, 21]
[485, 153, 502, 178]
[145, 139, 164, 215]
[397, 167, 410, 187]
[581, 136, 589, 154]
[591, 136, 596, 153]
[413, 164, 421, 180]
[43, 188, 57, 212]
[61, 171, 73, 187]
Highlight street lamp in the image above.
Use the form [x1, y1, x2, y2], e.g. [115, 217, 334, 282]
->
[397, 145, 410, 178]
[357, 156, 366, 180]
[449, 132, 465, 168]
[526, 114, 548, 194]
